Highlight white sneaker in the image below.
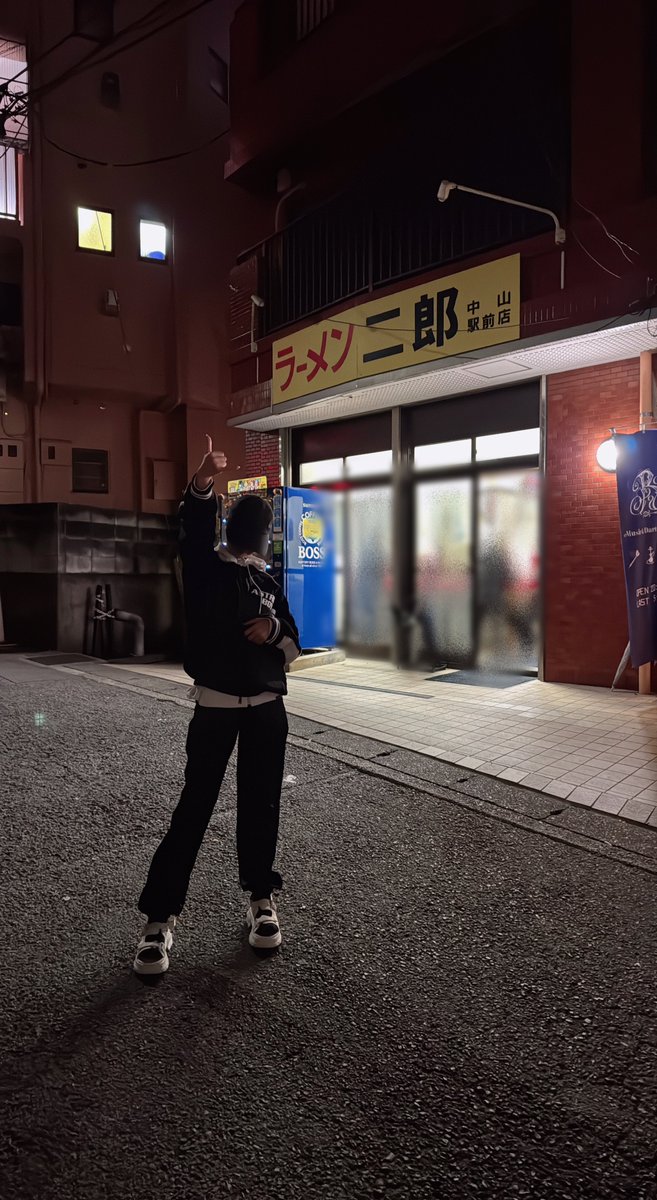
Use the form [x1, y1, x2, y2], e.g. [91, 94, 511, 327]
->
[247, 897, 282, 951]
[133, 918, 176, 975]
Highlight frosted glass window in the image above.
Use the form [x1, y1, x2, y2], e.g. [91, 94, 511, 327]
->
[345, 450, 392, 478]
[299, 458, 343, 484]
[140, 220, 167, 262]
[415, 478, 473, 663]
[476, 469, 540, 671]
[414, 439, 472, 470]
[475, 428, 540, 462]
[346, 487, 392, 647]
[77, 207, 113, 253]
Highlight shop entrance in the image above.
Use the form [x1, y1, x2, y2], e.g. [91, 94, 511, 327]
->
[292, 384, 542, 668]
[409, 385, 541, 672]
[414, 461, 540, 671]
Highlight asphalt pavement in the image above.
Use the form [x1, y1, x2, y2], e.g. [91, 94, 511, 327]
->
[2, 660, 657, 1200]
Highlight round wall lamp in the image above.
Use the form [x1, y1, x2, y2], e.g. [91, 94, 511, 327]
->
[596, 437, 617, 473]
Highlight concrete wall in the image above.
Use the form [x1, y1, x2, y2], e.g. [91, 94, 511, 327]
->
[0, 502, 181, 654]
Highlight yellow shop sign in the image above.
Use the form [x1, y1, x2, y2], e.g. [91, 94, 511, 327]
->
[272, 254, 520, 405]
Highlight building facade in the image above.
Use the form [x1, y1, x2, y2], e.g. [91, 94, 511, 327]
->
[0, 0, 268, 652]
[223, 0, 657, 689]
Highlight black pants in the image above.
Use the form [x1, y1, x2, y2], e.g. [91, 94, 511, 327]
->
[138, 699, 288, 921]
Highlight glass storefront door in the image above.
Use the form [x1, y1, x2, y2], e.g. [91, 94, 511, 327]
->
[476, 469, 540, 670]
[413, 466, 540, 671]
[415, 478, 473, 664]
[344, 485, 393, 652]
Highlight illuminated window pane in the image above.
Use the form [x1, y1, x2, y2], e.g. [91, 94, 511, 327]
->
[140, 219, 167, 262]
[345, 450, 392, 478]
[475, 428, 540, 462]
[299, 458, 343, 484]
[414, 439, 472, 470]
[77, 206, 113, 253]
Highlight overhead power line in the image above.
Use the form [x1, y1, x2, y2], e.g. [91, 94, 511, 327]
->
[5, 0, 215, 114]
[42, 124, 229, 168]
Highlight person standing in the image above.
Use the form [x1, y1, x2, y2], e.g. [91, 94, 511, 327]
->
[134, 438, 300, 975]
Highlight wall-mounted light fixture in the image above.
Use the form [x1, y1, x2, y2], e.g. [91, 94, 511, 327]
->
[596, 436, 617, 472]
[437, 180, 566, 244]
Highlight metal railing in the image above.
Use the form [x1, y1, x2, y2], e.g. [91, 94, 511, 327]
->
[258, 184, 551, 336]
[296, 0, 335, 40]
[263, 0, 337, 69]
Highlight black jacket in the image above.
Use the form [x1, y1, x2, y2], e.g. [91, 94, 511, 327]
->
[180, 481, 301, 697]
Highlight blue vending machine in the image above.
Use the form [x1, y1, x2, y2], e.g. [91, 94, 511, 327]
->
[270, 487, 336, 650]
[220, 486, 336, 651]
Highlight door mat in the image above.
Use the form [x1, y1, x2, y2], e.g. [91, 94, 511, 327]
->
[426, 671, 534, 689]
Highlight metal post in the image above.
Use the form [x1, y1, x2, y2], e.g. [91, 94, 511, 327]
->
[639, 351, 654, 695]
[391, 407, 411, 668]
[538, 374, 547, 681]
[279, 428, 292, 488]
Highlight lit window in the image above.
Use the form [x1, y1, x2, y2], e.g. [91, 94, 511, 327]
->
[345, 450, 393, 478]
[414, 439, 472, 470]
[475, 428, 540, 462]
[77, 206, 113, 253]
[299, 458, 343, 485]
[140, 219, 167, 262]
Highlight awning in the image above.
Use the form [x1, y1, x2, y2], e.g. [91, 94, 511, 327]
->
[229, 314, 656, 432]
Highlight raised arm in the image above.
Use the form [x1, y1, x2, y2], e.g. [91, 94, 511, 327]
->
[179, 435, 227, 568]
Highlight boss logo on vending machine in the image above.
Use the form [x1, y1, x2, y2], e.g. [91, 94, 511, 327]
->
[298, 510, 325, 564]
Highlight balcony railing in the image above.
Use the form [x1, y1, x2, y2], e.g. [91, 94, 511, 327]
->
[262, 0, 338, 70]
[297, 0, 335, 40]
[256, 184, 552, 336]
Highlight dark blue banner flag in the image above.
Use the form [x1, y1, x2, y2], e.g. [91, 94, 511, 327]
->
[615, 430, 657, 667]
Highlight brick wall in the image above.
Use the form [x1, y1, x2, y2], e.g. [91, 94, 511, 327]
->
[545, 359, 640, 687]
[244, 431, 281, 487]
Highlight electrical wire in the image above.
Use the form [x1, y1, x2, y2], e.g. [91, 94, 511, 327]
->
[571, 229, 621, 279]
[0, 2, 174, 117]
[0, 33, 68, 90]
[1, 3, 175, 95]
[9, 0, 216, 112]
[573, 197, 639, 263]
[41, 123, 229, 167]
[316, 304, 642, 339]
[266, 306, 651, 382]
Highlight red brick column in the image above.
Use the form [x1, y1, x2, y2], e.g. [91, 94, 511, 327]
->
[544, 360, 640, 687]
[244, 431, 281, 487]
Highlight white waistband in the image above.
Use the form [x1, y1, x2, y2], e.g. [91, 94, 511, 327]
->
[189, 686, 279, 709]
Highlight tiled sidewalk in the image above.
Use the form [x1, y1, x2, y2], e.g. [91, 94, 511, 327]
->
[106, 657, 657, 829]
[287, 661, 657, 826]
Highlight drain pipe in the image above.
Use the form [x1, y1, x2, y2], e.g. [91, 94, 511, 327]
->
[113, 610, 145, 657]
[275, 182, 306, 233]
